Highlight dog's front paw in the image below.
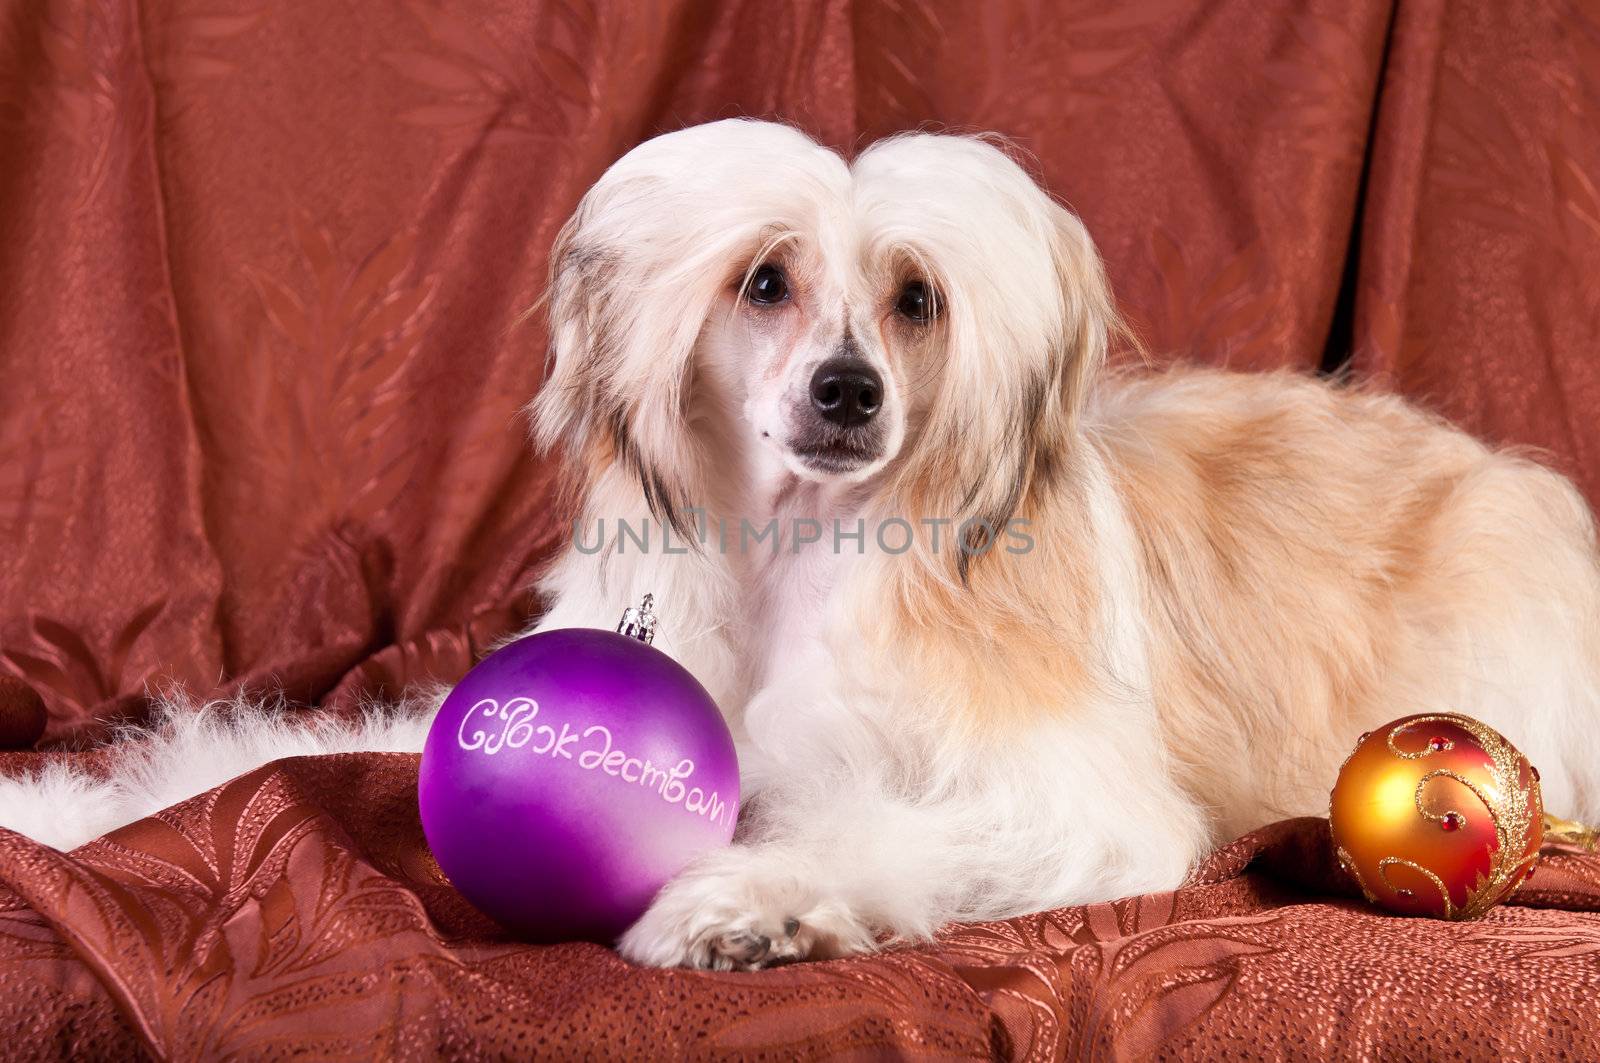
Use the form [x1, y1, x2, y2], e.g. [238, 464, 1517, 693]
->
[617, 851, 874, 971]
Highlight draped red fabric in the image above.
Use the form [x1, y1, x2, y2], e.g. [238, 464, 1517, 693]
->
[1, 1, 1598, 1057]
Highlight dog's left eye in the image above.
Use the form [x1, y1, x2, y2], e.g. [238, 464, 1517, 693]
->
[747, 264, 788, 305]
[896, 280, 936, 322]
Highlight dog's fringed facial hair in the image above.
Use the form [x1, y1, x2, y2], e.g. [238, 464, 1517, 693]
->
[531, 121, 853, 541]
[850, 134, 1121, 586]
[532, 121, 1121, 586]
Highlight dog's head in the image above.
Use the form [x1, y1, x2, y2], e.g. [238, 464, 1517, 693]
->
[534, 120, 1117, 574]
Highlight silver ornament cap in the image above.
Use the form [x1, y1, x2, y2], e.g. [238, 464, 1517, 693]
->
[617, 593, 658, 645]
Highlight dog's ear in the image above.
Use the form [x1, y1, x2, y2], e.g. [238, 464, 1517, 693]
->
[532, 193, 698, 538]
[1031, 201, 1117, 480]
[947, 202, 1115, 584]
[531, 206, 608, 456]
[857, 134, 1121, 586]
[1036, 204, 1113, 454]
[951, 210, 1121, 585]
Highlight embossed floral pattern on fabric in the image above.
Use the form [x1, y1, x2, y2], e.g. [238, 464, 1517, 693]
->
[4, 797, 1600, 1058]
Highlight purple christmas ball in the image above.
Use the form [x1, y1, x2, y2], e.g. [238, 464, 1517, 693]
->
[419, 613, 738, 942]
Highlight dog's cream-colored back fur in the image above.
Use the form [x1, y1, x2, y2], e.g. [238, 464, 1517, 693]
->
[2, 121, 1596, 973]
[0, 693, 436, 850]
[1094, 368, 1600, 836]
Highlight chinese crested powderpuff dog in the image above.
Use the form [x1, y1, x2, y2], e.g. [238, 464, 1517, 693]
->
[5, 119, 1599, 972]
[531, 119, 1600, 969]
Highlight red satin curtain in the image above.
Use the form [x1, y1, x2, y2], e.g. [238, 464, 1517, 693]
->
[1, 0, 1597, 742]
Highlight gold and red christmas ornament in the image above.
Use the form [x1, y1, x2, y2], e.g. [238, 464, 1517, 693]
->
[1329, 713, 1544, 920]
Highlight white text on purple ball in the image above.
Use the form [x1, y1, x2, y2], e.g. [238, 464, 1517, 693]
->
[456, 697, 734, 828]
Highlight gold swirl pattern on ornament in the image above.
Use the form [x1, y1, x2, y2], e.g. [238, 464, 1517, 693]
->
[1413, 767, 1480, 830]
[1385, 718, 1452, 760]
[1377, 856, 1455, 917]
[1326, 731, 1369, 827]
[1335, 845, 1381, 906]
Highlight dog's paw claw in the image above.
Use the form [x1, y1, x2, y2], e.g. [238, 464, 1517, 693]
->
[617, 855, 876, 971]
[707, 918, 806, 970]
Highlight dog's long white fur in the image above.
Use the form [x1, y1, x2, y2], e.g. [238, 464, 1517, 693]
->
[0, 694, 435, 851]
[2, 121, 1597, 975]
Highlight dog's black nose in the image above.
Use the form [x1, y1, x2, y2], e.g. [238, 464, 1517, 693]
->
[809, 359, 883, 428]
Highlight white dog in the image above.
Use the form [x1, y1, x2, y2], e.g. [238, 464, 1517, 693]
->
[5, 120, 1599, 973]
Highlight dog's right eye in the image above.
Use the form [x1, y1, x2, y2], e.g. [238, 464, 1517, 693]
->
[746, 264, 789, 305]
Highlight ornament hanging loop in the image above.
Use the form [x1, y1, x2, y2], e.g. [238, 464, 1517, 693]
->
[1544, 812, 1600, 852]
[617, 593, 658, 645]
